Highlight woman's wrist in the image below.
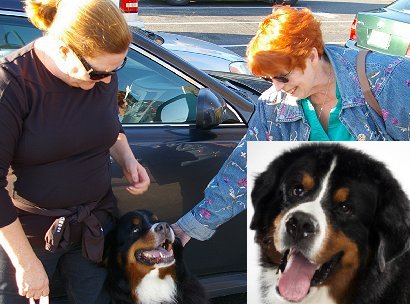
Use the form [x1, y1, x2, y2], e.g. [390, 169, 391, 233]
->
[171, 223, 191, 246]
[0, 219, 37, 269]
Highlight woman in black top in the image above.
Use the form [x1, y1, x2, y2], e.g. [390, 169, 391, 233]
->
[0, 0, 150, 303]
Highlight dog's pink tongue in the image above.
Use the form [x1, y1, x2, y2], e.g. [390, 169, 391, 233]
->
[278, 252, 317, 302]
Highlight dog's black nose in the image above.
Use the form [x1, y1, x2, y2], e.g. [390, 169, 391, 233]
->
[285, 212, 317, 242]
[155, 222, 171, 234]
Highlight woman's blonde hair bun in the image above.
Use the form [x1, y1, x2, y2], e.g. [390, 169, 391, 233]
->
[24, 0, 58, 31]
[24, 0, 131, 57]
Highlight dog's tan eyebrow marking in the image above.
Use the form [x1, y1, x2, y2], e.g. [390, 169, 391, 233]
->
[334, 187, 350, 203]
[302, 173, 315, 190]
[132, 218, 141, 226]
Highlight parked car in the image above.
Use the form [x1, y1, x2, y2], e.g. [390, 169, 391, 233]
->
[0, 4, 271, 299]
[345, 0, 410, 58]
[112, 0, 144, 28]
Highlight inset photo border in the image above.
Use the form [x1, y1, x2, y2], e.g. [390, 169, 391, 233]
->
[247, 141, 410, 304]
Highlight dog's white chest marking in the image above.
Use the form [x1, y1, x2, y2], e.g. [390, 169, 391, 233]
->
[260, 268, 336, 304]
[135, 269, 177, 304]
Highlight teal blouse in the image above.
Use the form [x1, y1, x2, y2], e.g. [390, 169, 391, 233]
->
[301, 85, 355, 141]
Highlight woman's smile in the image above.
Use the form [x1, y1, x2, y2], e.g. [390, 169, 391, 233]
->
[285, 87, 297, 95]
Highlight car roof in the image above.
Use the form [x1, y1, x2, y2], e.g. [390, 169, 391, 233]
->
[1, 1, 23, 11]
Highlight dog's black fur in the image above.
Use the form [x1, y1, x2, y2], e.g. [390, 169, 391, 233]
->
[104, 209, 207, 304]
[251, 144, 410, 304]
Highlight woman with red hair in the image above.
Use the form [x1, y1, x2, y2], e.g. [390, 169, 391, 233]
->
[172, 6, 410, 245]
[246, 6, 410, 140]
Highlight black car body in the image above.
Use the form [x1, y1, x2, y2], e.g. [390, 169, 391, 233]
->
[0, 2, 270, 298]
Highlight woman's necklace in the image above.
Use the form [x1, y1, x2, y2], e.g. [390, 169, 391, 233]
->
[317, 71, 333, 120]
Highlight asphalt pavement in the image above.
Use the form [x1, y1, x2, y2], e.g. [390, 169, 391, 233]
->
[139, 0, 391, 58]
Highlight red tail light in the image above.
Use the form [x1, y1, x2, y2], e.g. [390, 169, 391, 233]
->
[349, 18, 357, 41]
[120, 0, 138, 13]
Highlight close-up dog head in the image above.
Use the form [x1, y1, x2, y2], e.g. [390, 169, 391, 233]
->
[250, 144, 410, 304]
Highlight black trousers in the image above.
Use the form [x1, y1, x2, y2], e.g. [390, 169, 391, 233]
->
[0, 243, 110, 304]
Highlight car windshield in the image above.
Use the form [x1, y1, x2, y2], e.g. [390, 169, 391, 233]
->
[388, 0, 410, 14]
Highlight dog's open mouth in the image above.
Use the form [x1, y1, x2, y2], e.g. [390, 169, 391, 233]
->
[136, 239, 174, 266]
[276, 248, 343, 302]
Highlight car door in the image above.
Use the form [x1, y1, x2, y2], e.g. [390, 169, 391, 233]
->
[115, 45, 248, 285]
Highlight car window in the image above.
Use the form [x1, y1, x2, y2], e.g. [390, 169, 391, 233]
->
[0, 14, 241, 125]
[388, 0, 410, 12]
[117, 49, 199, 124]
[0, 15, 42, 57]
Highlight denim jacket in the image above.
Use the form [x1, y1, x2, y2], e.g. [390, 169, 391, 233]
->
[176, 45, 410, 240]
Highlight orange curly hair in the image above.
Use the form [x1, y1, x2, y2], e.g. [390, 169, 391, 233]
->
[247, 6, 324, 77]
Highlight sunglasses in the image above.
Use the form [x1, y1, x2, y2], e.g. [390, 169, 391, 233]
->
[76, 53, 127, 80]
[261, 70, 292, 84]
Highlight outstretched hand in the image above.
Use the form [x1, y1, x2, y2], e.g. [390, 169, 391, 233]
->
[122, 158, 150, 195]
[171, 223, 191, 247]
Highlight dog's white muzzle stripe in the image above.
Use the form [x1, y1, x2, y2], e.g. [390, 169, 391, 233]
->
[278, 158, 337, 258]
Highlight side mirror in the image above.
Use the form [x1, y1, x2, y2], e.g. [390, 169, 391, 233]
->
[196, 88, 226, 130]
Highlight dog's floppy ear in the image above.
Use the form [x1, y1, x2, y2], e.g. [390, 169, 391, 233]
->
[250, 170, 274, 231]
[250, 157, 286, 234]
[374, 174, 410, 273]
[173, 237, 184, 261]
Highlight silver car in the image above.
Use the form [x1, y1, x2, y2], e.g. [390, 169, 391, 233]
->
[114, 0, 250, 74]
[133, 27, 251, 74]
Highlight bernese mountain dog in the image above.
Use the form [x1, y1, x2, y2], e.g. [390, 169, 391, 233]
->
[104, 209, 207, 304]
[250, 144, 410, 304]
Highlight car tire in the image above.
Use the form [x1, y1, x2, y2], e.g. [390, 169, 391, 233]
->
[165, 0, 190, 5]
[264, 0, 298, 5]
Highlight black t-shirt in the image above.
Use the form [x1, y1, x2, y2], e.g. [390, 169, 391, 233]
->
[0, 41, 122, 243]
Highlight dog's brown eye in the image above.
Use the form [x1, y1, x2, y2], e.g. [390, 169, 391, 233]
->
[132, 227, 139, 233]
[292, 185, 305, 197]
[339, 202, 352, 214]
